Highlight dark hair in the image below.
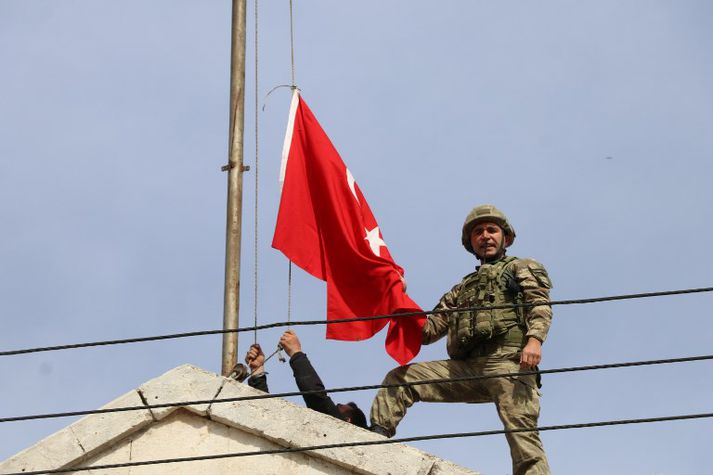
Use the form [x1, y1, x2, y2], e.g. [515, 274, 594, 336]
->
[344, 402, 368, 429]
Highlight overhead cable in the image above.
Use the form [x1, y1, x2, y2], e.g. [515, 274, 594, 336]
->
[4, 411, 711, 475]
[2, 353, 711, 424]
[1, 286, 711, 357]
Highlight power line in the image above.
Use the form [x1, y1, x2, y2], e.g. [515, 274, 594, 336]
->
[1, 286, 711, 357]
[2, 353, 710, 424]
[4, 411, 711, 475]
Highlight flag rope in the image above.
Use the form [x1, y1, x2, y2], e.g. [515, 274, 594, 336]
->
[289, 0, 296, 86]
[252, 0, 260, 345]
[287, 260, 293, 326]
[285, 0, 297, 328]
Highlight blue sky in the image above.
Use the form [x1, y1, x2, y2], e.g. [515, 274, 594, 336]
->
[1, 1, 712, 473]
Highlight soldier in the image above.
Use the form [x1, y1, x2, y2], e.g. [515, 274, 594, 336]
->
[370, 204, 552, 475]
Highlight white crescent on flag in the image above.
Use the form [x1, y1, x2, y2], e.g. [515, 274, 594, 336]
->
[346, 168, 359, 203]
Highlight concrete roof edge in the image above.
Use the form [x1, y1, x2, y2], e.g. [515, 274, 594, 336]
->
[0, 364, 479, 475]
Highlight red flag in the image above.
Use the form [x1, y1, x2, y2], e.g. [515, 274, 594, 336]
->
[272, 90, 425, 365]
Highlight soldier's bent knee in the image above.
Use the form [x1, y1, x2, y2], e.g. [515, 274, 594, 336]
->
[383, 365, 411, 384]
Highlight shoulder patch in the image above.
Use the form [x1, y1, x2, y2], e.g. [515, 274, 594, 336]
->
[514, 258, 552, 289]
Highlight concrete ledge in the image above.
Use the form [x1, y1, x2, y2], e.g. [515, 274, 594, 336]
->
[71, 389, 154, 460]
[431, 459, 479, 475]
[0, 424, 84, 473]
[139, 364, 224, 420]
[0, 390, 153, 473]
[209, 377, 478, 475]
[1, 365, 479, 475]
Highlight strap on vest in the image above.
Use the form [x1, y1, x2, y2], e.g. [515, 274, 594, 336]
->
[469, 324, 526, 357]
[498, 257, 527, 329]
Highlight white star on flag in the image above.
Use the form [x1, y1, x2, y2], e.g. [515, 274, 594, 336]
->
[364, 226, 387, 256]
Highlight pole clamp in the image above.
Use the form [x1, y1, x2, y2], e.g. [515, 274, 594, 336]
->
[221, 163, 251, 173]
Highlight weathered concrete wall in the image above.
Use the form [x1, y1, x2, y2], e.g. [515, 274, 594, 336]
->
[0, 388, 154, 474]
[80, 409, 355, 474]
[0, 364, 480, 475]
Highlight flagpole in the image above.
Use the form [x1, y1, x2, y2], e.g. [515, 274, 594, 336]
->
[222, 0, 248, 376]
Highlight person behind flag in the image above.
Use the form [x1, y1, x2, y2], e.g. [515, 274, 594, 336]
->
[370, 204, 553, 475]
[245, 330, 368, 429]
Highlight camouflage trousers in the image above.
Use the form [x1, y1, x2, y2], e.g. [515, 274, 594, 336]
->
[370, 348, 550, 475]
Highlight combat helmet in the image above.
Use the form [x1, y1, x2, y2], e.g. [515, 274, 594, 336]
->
[461, 204, 516, 254]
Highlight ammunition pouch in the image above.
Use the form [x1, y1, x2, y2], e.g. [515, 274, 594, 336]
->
[446, 257, 526, 359]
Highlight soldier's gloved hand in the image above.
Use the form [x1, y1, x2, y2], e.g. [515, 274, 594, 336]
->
[279, 330, 302, 357]
[245, 344, 265, 375]
[520, 337, 542, 370]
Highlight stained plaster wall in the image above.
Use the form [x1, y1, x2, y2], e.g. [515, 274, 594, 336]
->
[78, 409, 356, 475]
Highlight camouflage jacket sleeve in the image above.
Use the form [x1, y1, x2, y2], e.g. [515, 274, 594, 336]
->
[421, 283, 460, 345]
[512, 258, 553, 343]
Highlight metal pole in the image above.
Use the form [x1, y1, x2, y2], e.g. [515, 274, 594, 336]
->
[222, 0, 247, 376]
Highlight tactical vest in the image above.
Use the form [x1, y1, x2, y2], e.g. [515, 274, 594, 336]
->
[446, 256, 526, 359]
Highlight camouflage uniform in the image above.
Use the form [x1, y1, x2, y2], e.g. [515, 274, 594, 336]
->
[371, 255, 553, 475]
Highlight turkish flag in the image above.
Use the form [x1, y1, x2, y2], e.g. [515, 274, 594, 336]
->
[272, 90, 425, 365]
